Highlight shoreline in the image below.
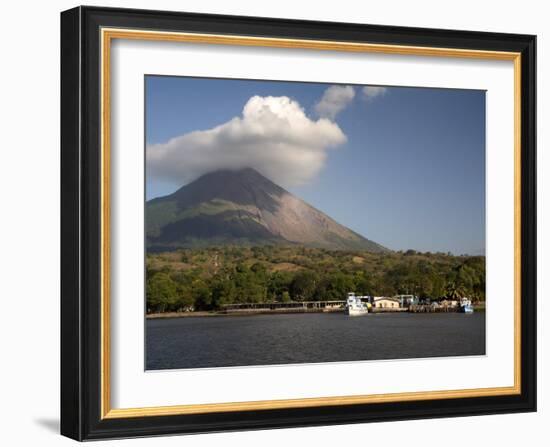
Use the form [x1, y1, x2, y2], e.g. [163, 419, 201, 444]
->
[146, 308, 342, 319]
[146, 305, 485, 319]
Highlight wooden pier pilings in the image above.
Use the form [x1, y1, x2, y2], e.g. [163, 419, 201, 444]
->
[407, 304, 459, 313]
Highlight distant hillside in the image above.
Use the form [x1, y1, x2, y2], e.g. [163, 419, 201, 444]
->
[146, 168, 388, 253]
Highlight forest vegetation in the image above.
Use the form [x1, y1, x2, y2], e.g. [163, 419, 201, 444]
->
[146, 246, 485, 313]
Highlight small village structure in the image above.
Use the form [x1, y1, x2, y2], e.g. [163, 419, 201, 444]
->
[394, 294, 419, 307]
[372, 297, 401, 309]
[215, 293, 474, 315]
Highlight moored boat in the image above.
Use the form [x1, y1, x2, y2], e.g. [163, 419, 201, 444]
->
[346, 292, 369, 316]
[459, 297, 474, 313]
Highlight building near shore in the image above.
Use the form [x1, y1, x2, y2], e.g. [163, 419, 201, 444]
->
[373, 297, 401, 309]
[439, 298, 459, 308]
[394, 294, 419, 307]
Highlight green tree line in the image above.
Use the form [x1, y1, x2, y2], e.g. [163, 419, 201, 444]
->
[146, 246, 485, 313]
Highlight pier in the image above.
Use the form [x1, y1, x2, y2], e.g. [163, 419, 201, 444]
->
[219, 301, 468, 315]
[220, 301, 345, 314]
[408, 304, 460, 313]
[147, 296, 477, 319]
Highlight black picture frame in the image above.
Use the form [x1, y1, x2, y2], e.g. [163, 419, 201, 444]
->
[61, 5, 536, 441]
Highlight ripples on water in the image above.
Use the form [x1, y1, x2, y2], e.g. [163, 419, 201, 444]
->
[146, 312, 485, 370]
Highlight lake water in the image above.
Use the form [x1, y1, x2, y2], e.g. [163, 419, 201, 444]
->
[146, 312, 485, 370]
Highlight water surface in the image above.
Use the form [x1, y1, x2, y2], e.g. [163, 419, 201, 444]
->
[146, 312, 485, 370]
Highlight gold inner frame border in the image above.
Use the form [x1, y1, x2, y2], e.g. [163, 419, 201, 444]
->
[99, 27, 522, 419]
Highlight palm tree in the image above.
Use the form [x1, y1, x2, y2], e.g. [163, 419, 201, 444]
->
[444, 282, 465, 300]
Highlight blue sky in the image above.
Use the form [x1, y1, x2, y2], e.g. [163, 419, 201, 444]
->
[145, 76, 485, 255]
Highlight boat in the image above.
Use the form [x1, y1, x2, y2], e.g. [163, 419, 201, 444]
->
[459, 297, 474, 313]
[346, 292, 369, 316]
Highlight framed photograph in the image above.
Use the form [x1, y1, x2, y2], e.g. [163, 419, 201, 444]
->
[60, 6, 536, 441]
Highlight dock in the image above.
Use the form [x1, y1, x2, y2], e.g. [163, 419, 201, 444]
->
[147, 298, 477, 319]
[220, 301, 345, 314]
[407, 304, 460, 313]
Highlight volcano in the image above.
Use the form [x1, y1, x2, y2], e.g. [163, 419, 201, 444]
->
[146, 168, 388, 253]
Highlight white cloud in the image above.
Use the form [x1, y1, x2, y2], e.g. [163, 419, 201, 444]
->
[147, 95, 347, 187]
[314, 85, 355, 119]
[362, 86, 388, 101]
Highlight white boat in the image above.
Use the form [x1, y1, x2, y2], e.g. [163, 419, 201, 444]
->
[346, 292, 369, 316]
[459, 297, 474, 313]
